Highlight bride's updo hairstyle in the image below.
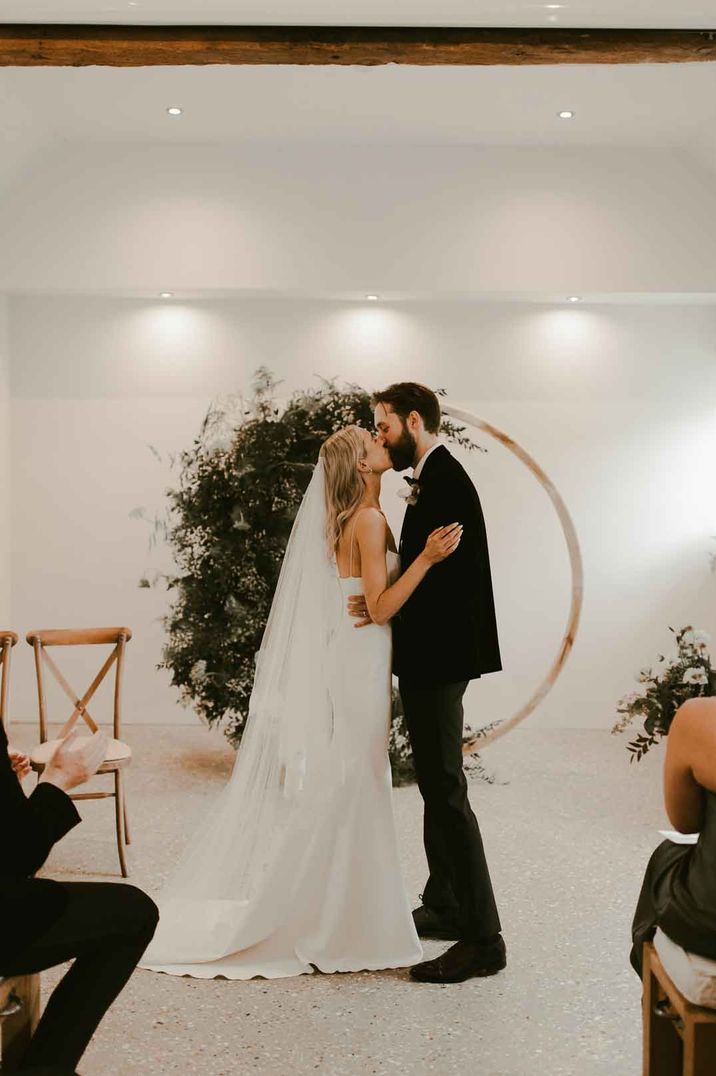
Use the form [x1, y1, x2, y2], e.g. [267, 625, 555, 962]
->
[320, 425, 367, 555]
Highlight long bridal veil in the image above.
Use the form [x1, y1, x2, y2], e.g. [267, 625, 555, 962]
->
[147, 459, 343, 964]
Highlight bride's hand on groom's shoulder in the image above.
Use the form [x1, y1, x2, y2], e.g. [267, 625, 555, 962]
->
[347, 594, 373, 628]
[422, 523, 463, 566]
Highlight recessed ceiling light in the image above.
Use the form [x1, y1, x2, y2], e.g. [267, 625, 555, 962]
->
[567, 295, 582, 303]
[160, 292, 174, 299]
[545, 4, 563, 8]
[558, 110, 575, 120]
[365, 294, 379, 301]
[166, 107, 183, 117]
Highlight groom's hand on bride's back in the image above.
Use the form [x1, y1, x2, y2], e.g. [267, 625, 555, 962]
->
[347, 594, 373, 628]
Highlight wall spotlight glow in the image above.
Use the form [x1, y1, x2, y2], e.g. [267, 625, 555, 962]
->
[160, 292, 174, 299]
[567, 296, 582, 303]
[365, 294, 380, 301]
[166, 107, 183, 116]
[558, 111, 575, 120]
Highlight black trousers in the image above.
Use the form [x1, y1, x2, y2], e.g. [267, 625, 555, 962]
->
[0, 882, 158, 1074]
[400, 679, 501, 943]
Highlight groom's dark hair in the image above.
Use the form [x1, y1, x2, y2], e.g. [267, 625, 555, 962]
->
[371, 383, 442, 434]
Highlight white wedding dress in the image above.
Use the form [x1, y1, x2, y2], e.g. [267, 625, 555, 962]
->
[141, 481, 421, 979]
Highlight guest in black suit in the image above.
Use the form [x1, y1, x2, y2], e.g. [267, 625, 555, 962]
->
[364, 382, 504, 983]
[0, 722, 158, 1074]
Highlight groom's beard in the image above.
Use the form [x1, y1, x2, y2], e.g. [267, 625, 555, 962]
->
[387, 424, 417, 472]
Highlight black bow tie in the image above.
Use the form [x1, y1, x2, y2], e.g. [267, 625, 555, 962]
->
[404, 476, 420, 487]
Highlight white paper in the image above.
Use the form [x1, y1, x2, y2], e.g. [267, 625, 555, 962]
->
[658, 829, 699, 845]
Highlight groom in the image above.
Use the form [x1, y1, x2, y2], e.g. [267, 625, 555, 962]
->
[351, 382, 505, 984]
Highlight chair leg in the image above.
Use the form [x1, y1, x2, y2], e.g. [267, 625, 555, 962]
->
[643, 947, 682, 1076]
[123, 795, 131, 846]
[683, 1020, 716, 1076]
[114, 770, 129, 878]
[1, 973, 40, 1073]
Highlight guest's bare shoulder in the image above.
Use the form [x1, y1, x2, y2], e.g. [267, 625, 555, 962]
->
[671, 697, 716, 737]
[671, 698, 716, 790]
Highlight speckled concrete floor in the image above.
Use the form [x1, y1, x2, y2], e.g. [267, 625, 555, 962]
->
[8, 724, 665, 1076]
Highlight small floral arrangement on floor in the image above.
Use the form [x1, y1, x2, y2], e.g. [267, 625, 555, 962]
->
[612, 626, 716, 761]
[388, 693, 502, 786]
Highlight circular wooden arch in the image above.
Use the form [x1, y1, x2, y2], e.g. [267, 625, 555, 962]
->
[441, 406, 584, 752]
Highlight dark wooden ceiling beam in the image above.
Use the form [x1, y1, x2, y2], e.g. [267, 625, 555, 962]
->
[1, 25, 716, 67]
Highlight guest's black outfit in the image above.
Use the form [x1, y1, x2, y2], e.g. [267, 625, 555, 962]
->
[395, 444, 502, 942]
[631, 790, 716, 976]
[0, 722, 158, 1073]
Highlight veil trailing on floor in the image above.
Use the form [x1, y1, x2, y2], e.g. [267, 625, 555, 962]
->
[148, 458, 344, 964]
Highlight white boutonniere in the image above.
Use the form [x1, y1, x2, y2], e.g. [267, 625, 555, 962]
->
[397, 476, 420, 507]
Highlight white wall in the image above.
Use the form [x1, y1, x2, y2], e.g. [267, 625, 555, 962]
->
[0, 297, 9, 626]
[3, 142, 716, 295]
[6, 295, 716, 733]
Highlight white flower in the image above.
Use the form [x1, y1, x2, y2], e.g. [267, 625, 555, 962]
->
[682, 628, 711, 648]
[189, 659, 208, 685]
[637, 667, 652, 683]
[682, 667, 709, 686]
[204, 429, 234, 455]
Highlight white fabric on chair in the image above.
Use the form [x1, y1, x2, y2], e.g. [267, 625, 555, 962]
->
[654, 928, 716, 1009]
[30, 736, 131, 769]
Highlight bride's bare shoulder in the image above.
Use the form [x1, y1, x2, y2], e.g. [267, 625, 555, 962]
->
[355, 503, 387, 529]
[354, 507, 389, 543]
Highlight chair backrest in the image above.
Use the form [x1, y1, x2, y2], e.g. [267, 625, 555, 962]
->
[25, 628, 132, 744]
[0, 632, 18, 732]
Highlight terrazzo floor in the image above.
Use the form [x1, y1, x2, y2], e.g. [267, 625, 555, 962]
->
[8, 723, 666, 1076]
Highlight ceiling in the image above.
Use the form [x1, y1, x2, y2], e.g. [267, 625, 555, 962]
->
[0, 0, 715, 29]
[2, 1, 716, 188]
[2, 2, 716, 187]
[3, 61, 716, 147]
[2, 1, 716, 300]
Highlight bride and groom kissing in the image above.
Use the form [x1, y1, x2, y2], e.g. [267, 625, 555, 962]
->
[141, 382, 505, 986]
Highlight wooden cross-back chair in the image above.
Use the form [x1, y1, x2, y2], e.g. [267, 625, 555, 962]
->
[26, 627, 133, 877]
[643, 941, 716, 1076]
[0, 632, 18, 731]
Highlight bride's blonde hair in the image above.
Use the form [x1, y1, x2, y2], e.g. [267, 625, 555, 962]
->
[319, 425, 367, 555]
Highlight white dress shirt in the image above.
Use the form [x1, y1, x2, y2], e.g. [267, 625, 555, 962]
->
[412, 441, 442, 481]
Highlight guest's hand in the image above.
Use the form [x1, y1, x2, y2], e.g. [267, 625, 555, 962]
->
[8, 748, 31, 781]
[347, 594, 373, 629]
[39, 729, 108, 793]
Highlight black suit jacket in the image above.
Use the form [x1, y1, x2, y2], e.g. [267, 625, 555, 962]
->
[394, 445, 502, 686]
[0, 723, 81, 968]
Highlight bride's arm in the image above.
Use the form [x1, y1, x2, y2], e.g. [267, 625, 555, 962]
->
[356, 510, 462, 626]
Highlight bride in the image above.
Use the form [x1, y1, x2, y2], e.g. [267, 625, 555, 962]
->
[141, 425, 462, 979]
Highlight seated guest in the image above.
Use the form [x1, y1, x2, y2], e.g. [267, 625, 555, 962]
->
[0, 721, 158, 1074]
[631, 697, 716, 975]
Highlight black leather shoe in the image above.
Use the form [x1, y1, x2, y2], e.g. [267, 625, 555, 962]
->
[412, 904, 461, 940]
[409, 936, 507, 983]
